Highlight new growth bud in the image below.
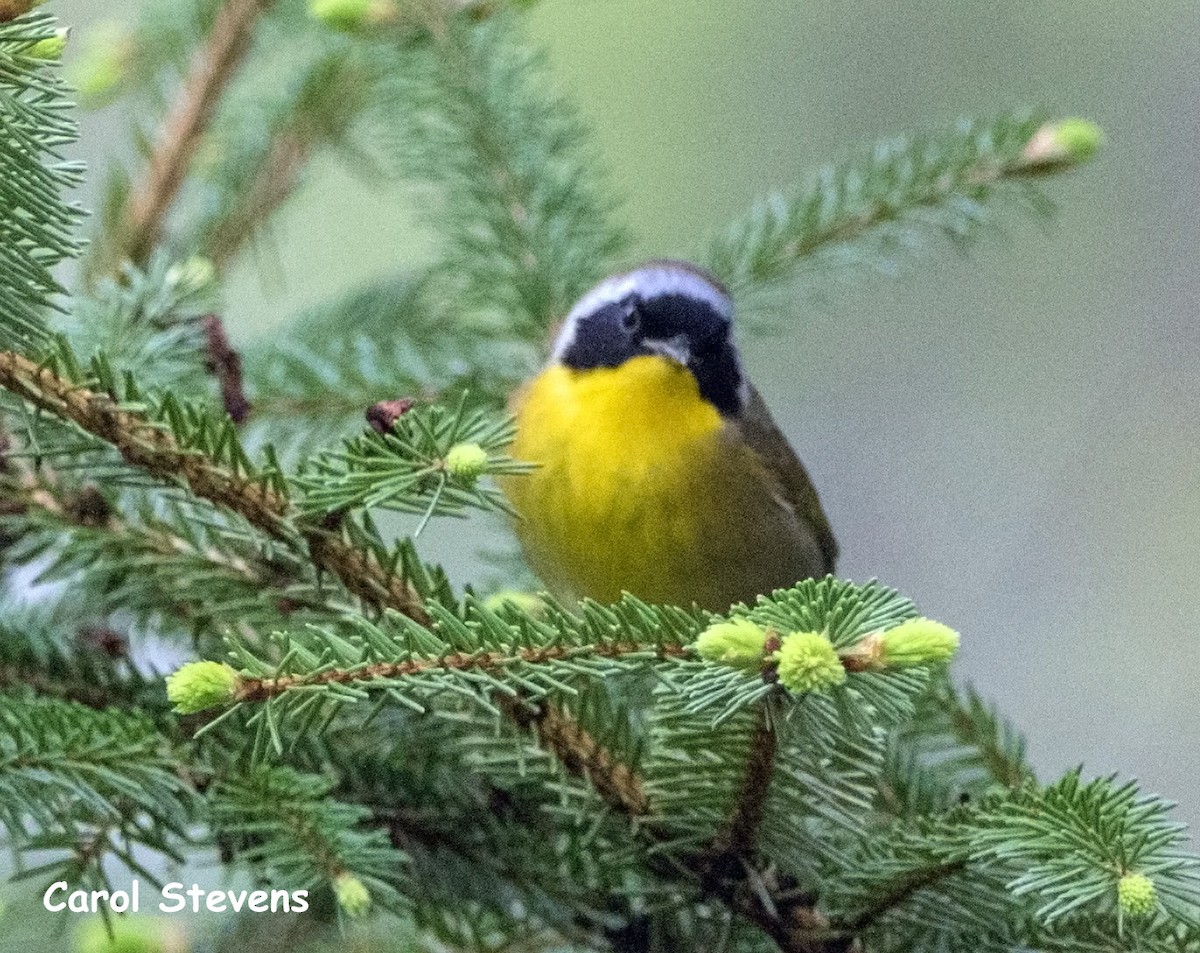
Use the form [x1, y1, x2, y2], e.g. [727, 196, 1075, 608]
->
[694, 619, 770, 672]
[333, 872, 372, 918]
[1117, 872, 1156, 917]
[1023, 118, 1103, 168]
[166, 661, 240, 714]
[775, 631, 845, 694]
[166, 255, 216, 293]
[25, 27, 68, 59]
[445, 442, 489, 483]
[878, 618, 960, 667]
[308, 0, 398, 32]
[66, 23, 133, 102]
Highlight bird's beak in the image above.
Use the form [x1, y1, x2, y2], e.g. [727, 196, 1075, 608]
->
[645, 334, 691, 368]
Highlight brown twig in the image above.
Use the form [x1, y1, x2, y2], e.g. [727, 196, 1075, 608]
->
[714, 703, 779, 863]
[113, 0, 275, 268]
[843, 860, 969, 934]
[202, 127, 313, 273]
[497, 695, 652, 818]
[201, 315, 250, 423]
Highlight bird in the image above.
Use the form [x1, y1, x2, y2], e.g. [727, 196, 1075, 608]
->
[500, 260, 837, 613]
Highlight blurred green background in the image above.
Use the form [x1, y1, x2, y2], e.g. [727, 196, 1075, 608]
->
[54, 0, 1200, 837]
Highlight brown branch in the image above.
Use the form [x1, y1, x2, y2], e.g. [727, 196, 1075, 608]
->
[497, 695, 651, 818]
[0, 349, 425, 622]
[713, 703, 779, 862]
[113, 0, 275, 268]
[0, 0, 38, 22]
[235, 642, 688, 707]
[2, 465, 336, 620]
[202, 127, 313, 273]
[843, 860, 969, 934]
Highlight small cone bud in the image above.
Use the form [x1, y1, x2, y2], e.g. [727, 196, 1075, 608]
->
[445, 442, 489, 483]
[333, 872, 371, 918]
[878, 618, 960, 667]
[694, 619, 769, 672]
[775, 631, 845, 694]
[166, 661, 240, 714]
[1117, 872, 1156, 917]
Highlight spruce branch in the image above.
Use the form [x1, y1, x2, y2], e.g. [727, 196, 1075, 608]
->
[201, 124, 313, 271]
[232, 641, 689, 706]
[500, 694, 652, 818]
[104, 0, 275, 271]
[0, 464, 340, 635]
[0, 348, 289, 528]
[194, 50, 382, 271]
[0, 10, 83, 353]
[0, 347, 429, 620]
[709, 113, 1101, 296]
[843, 858, 969, 933]
[0, 695, 194, 846]
[0, 644, 129, 710]
[931, 678, 1030, 790]
[713, 702, 779, 863]
[374, 14, 626, 334]
[210, 766, 407, 912]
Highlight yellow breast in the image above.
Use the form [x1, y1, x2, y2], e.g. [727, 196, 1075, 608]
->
[501, 356, 760, 608]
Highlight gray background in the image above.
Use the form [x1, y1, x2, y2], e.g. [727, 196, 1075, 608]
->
[56, 0, 1199, 831]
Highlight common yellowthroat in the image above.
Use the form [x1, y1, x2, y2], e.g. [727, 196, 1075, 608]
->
[502, 261, 837, 613]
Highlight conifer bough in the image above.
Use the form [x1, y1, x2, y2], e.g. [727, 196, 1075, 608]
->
[3, 3, 1194, 952]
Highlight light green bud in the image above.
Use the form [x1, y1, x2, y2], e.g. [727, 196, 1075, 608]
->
[1117, 872, 1156, 916]
[1045, 118, 1103, 163]
[166, 660, 240, 714]
[165, 256, 216, 293]
[878, 618, 960, 667]
[67, 24, 133, 103]
[694, 619, 769, 672]
[1023, 118, 1103, 168]
[76, 916, 180, 953]
[308, 0, 397, 31]
[776, 631, 845, 694]
[26, 27, 69, 60]
[445, 442, 489, 483]
[333, 872, 371, 918]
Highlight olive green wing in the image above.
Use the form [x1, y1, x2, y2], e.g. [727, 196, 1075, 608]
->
[733, 384, 839, 574]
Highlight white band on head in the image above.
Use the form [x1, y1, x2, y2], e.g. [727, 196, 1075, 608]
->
[553, 262, 732, 361]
